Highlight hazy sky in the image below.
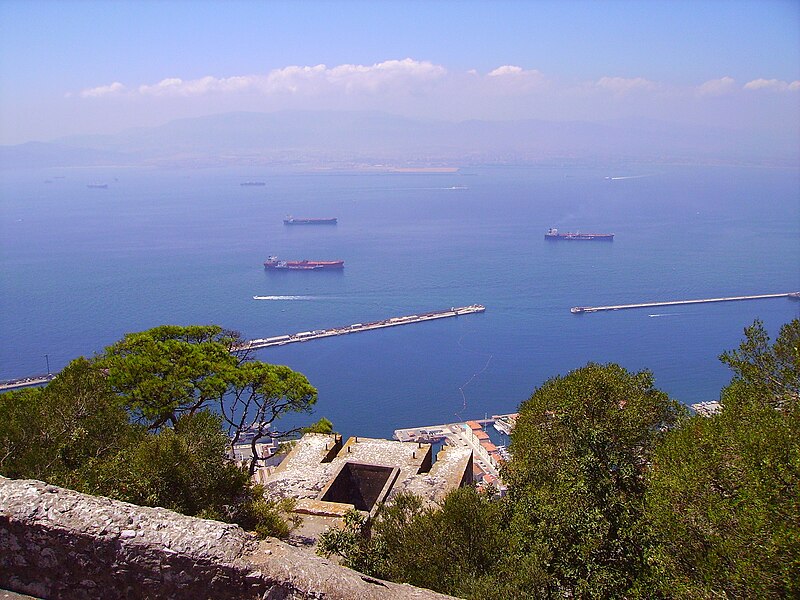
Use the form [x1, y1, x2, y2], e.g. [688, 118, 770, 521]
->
[1, 0, 798, 144]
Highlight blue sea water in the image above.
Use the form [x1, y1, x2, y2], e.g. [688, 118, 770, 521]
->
[1, 164, 798, 438]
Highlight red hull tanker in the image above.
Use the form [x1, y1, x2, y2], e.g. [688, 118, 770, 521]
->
[264, 256, 344, 270]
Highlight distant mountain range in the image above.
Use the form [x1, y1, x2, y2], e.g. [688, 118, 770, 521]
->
[1, 110, 796, 168]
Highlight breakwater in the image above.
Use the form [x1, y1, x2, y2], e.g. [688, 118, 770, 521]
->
[1, 306, 486, 390]
[244, 305, 486, 350]
[0, 374, 56, 392]
[571, 292, 800, 314]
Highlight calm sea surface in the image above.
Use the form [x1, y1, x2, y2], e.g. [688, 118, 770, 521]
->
[2, 164, 798, 438]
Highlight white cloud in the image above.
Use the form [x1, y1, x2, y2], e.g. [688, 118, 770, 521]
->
[697, 76, 736, 96]
[484, 65, 547, 93]
[487, 65, 544, 79]
[595, 76, 658, 94]
[743, 78, 800, 92]
[326, 58, 446, 93]
[101, 59, 448, 98]
[262, 65, 328, 93]
[80, 82, 125, 98]
[137, 76, 257, 96]
[488, 65, 524, 77]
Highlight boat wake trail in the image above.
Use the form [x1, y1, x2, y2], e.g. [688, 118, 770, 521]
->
[253, 295, 318, 301]
[455, 331, 493, 418]
[382, 186, 469, 191]
[648, 313, 683, 317]
[608, 174, 655, 180]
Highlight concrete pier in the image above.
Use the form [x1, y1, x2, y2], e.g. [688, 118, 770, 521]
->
[0, 374, 55, 392]
[571, 292, 800, 314]
[243, 305, 486, 350]
[1, 306, 486, 390]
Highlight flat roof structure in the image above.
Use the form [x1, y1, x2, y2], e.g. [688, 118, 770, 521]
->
[257, 433, 473, 544]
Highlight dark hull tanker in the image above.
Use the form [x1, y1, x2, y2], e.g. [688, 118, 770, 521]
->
[283, 217, 337, 225]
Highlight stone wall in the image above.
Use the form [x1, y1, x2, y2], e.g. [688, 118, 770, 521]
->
[0, 478, 454, 600]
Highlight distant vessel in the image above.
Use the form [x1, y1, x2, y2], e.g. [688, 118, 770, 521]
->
[87, 183, 108, 189]
[240, 181, 265, 186]
[264, 256, 344, 270]
[283, 216, 337, 225]
[545, 228, 614, 241]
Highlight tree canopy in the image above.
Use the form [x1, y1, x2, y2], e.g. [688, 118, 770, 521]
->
[316, 323, 798, 599]
[99, 325, 244, 429]
[645, 319, 800, 598]
[0, 324, 321, 539]
[318, 488, 513, 599]
[505, 363, 685, 598]
[3, 319, 797, 597]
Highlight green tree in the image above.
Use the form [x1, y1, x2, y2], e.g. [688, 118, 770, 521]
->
[1, 324, 320, 540]
[0, 357, 141, 484]
[719, 318, 799, 410]
[98, 325, 241, 429]
[645, 319, 800, 598]
[318, 488, 513, 599]
[302, 417, 335, 434]
[86, 411, 249, 515]
[505, 363, 685, 598]
[97, 324, 317, 475]
[220, 361, 318, 475]
[80, 409, 299, 538]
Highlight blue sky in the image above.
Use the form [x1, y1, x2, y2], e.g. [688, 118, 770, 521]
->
[1, 0, 798, 144]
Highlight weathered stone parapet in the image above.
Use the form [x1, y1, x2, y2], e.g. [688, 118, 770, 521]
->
[0, 477, 454, 600]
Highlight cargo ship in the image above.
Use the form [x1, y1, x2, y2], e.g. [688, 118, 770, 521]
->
[264, 256, 344, 270]
[545, 228, 614, 241]
[87, 183, 108, 189]
[283, 216, 337, 225]
[240, 181, 265, 186]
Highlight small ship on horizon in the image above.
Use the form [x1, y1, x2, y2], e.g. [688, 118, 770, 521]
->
[264, 256, 344, 270]
[283, 216, 338, 225]
[545, 228, 614, 241]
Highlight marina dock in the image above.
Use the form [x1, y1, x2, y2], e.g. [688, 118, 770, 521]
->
[243, 305, 486, 350]
[571, 292, 800, 314]
[394, 413, 518, 486]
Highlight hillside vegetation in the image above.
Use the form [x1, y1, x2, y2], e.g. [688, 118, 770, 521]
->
[319, 319, 799, 599]
[1, 319, 797, 597]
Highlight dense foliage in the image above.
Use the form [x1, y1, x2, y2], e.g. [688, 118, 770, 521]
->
[644, 319, 800, 598]
[0, 325, 319, 538]
[505, 362, 685, 597]
[99, 325, 318, 475]
[3, 320, 796, 596]
[319, 319, 799, 599]
[318, 488, 513, 598]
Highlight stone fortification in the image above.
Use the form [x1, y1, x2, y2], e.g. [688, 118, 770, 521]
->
[0, 477, 454, 600]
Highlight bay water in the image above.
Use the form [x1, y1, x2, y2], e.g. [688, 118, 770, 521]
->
[2, 164, 798, 438]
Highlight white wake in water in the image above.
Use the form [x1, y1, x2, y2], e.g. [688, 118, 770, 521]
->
[253, 295, 318, 300]
[607, 174, 655, 180]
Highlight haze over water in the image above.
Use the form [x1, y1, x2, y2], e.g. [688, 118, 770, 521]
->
[1, 164, 798, 437]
